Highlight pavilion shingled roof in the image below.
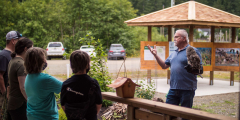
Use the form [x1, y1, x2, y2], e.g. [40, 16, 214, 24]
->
[125, 1, 240, 28]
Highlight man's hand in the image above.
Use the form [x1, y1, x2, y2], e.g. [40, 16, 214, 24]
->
[147, 45, 170, 69]
[147, 45, 157, 56]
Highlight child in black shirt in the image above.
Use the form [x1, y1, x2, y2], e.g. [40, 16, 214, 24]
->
[60, 50, 102, 120]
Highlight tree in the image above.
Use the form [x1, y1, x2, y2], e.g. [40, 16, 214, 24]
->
[129, 0, 240, 17]
[61, 0, 138, 56]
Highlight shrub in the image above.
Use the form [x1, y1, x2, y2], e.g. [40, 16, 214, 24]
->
[55, 94, 67, 120]
[79, 32, 113, 107]
[135, 80, 156, 100]
[63, 49, 73, 59]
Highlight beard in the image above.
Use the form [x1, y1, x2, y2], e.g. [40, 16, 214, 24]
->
[174, 41, 177, 46]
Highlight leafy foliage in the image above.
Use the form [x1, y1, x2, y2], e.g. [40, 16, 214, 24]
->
[60, 0, 138, 56]
[0, 0, 140, 56]
[80, 32, 113, 107]
[126, 27, 167, 57]
[1, 0, 239, 52]
[129, 0, 240, 16]
[135, 80, 156, 100]
[54, 93, 67, 120]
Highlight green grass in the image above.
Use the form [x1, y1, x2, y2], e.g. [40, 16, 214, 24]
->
[109, 70, 168, 80]
[193, 99, 237, 115]
[230, 113, 236, 116]
[205, 109, 215, 114]
[210, 102, 221, 107]
[112, 70, 239, 81]
[200, 71, 239, 81]
[224, 101, 235, 106]
[52, 74, 69, 81]
[193, 103, 216, 114]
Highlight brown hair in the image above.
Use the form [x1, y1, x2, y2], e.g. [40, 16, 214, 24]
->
[11, 37, 33, 58]
[24, 47, 46, 74]
[70, 50, 90, 73]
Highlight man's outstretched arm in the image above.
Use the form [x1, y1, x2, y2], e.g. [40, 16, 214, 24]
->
[147, 45, 169, 69]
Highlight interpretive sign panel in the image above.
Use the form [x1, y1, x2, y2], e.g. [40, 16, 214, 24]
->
[189, 42, 213, 71]
[144, 46, 154, 60]
[213, 43, 240, 71]
[140, 41, 169, 70]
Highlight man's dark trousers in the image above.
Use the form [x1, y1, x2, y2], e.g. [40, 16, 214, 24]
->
[166, 89, 195, 120]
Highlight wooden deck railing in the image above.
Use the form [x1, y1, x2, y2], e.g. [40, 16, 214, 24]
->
[102, 92, 237, 120]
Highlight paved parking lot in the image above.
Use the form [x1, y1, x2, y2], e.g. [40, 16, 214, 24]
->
[46, 57, 141, 75]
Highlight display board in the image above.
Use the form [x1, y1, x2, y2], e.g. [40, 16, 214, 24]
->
[140, 41, 169, 70]
[213, 43, 240, 71]
[141, 41, 240, 71]
[190, 42, 213, 71]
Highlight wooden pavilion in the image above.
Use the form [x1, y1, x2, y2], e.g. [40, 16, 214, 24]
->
[124, 0, 240, 86]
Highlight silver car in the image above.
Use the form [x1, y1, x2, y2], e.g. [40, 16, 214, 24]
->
[46, 42, 65, 60]
[80, 45, 96, 57]
[107, 44, 126, 60]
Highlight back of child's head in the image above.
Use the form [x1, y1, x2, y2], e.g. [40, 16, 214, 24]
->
[70, 50, 90, 73]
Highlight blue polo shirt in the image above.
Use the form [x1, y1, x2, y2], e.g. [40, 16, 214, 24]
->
[165, 44, 202, 90]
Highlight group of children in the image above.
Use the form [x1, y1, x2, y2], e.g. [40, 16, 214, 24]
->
[26, 49, 102, 120]
[1, 31, 102, 120]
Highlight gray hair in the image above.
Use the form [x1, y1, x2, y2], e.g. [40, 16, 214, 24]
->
[176, 29, 189, 43]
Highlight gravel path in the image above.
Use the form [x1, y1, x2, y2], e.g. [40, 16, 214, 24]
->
[154, 92, 239, 118]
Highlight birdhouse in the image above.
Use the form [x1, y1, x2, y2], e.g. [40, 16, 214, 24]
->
[107, 77, 140, 98]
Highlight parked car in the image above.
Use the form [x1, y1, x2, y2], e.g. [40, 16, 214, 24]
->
[80, 45, 96, 57]
[46, 42, 65, 60]
[107, 44, 126, 60]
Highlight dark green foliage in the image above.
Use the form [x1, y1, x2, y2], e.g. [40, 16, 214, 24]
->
[0, 0, 140, 56]
[129, 0, 240, 16]
[80, 32, 113, 107]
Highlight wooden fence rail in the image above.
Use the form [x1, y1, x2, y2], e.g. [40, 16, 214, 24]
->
[102, 92, 237, 120]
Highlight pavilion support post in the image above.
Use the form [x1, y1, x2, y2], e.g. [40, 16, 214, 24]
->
[210, 26, 215, 85]
[147, 26, 152, 83]
[167, 25, 172, 84]
[230, 27, 236, 86]
[189, 25, 194, 42]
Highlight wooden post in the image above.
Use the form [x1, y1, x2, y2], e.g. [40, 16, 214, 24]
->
[167, 70, 171, 84]
[210, 26, 215, 85]
[167, 25, 172, 84]
[230, 27, 236, 86]
[164, 115, 171, 120]
[127, 105, 137, 120]
[168, 26, 172, 46]
[189, 25, 194, 42]
[230, 72, 234, 86]
[147, 26, 152, 83]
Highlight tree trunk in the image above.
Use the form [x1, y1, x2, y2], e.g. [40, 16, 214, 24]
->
[73, 26, 75, 48]
[61, 21, 63, 43]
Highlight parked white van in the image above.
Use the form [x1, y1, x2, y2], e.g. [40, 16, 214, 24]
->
[80, 45, 96, 57]
[46, 42, 65, 60]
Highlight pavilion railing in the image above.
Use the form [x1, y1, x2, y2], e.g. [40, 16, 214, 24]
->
[102, 92, 237, 120]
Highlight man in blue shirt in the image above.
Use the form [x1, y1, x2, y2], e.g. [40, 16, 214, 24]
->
[148, 29, 202, 110]
[0, 31, 22, 118]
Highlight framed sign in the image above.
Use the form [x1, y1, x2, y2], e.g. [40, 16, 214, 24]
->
[190, 42, 214, 71]
[140, 41, 169, 70]
[213, 43, 240, 71]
